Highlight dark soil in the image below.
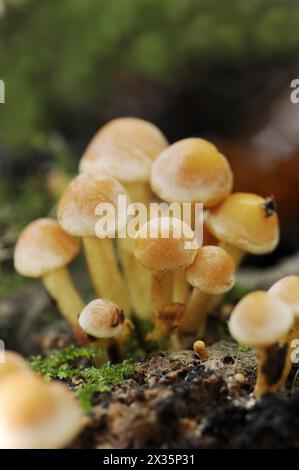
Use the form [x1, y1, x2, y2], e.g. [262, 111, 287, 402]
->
[69, 346, 299, 449]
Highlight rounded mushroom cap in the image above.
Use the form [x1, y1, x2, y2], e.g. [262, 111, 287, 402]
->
[57, 174, 129, 237]
[207, 193, 279, 254]
[269, 276, 299, 317]
[0, 373, 84, 449]
[79, 117, 168, 183]
[0, 352, 30, 382]
[151, 138, 233, 206]
[14, 218, 80, 278]
[78, 299, 125, 338]
[134, 217, 197, 272]
[229, 291, 294, 347]
[187, 246, 235, 295]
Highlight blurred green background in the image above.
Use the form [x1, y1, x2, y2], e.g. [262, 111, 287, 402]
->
[1, 0, 299, 302]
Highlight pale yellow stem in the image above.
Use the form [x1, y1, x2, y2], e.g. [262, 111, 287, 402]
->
[179, 288, 212, 336]
[255, 348, 269, 398]
[219, 241, 245, 268]
[83, 236, 131, 317]
[118, 237, 151, 319]
[152, 271, 173, 318]
[277, 318, 299, 388]
[112, 318, 135, 359]
[42, 267, 84, 327]
[147, 303, 185, 342]
[125, 182, 152, 206]
[173, 270, 190, 303]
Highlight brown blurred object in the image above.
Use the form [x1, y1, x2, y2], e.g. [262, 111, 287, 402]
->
[217, 93, 299, 255]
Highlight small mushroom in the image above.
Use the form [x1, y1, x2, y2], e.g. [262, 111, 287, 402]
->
[0, 373, 84, 449]
[78, 299, 125, 360]
[0, 352, 31, 382]
[57, 173, 131, 316]
[179, 246, 235, 338]
[151, 138, 233, 302]
[14, 218, 84, 328]
[134, 216, 197, 321]
[193, 340, 208, 360]
[206, 193, 279, 267]
[79, 117, 168, 319]
[269, 276, 299, 386]
[229, 291, 294, 397]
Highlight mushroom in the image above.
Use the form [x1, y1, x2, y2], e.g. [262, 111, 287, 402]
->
[151, 138, 233, 302]
[151, 138, 233, 208]
[206, 193, 280, 267]
[268, 276, 299, 386]
[179, 246, 235, 338]
[79, 117, 168, 205]
[134, 216, 197, 322]
[14, 218, 84, 328]
[57, 173, 131, 316]
[0, 351, 31, 382]
[0, 373, 84, 449]
[79, 117, 168, 319]
[78, 298, 125, 360]
[229, 291, 294, 397]
[193, 340, 208, 360]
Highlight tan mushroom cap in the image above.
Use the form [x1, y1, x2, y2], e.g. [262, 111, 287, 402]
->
[0, 352, 31, 382]
[269, 276, 299, 317]
[0, 373, 84, 449]
[207, 193, 279, 254]
[79, 117, 168, 183]
[14, 218, 80, 278]
[134, 217, 197, 272]
[187, 246, 235, 295]
[229, 291, 294, 347]
[78, 299, 124, 338]
[57, 173, 129, 237]
[151, 138, 233, 207]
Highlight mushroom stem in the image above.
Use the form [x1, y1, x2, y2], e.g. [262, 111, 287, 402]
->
[42, 267, 84, 327]
[179, 289, 212, 336]
[118, 181, 152, 319]
[72, 323, 110, 360]
[277, 318, 299, 388]
[152, 271, 174, 317]
[113, 318, 135, 358]
[255, 347, 271, 398]
[255, 339, 288, 398]
[83, 236, 131, 317]
[147, 303, 185, 342]
[219, 241, 244, 268]
[173, 271, 189, 303]
[118, 237, 151, 319]
[125, 181, 152, 207]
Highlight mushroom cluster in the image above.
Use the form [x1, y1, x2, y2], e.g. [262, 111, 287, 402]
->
[14, 115, 292, 403]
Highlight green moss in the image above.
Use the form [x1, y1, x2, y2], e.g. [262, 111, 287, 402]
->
[29, 345, 100, 380]
[238, 343, 251, 352]
[29, 345, 134, 412]
[1, 0, 299, 151]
